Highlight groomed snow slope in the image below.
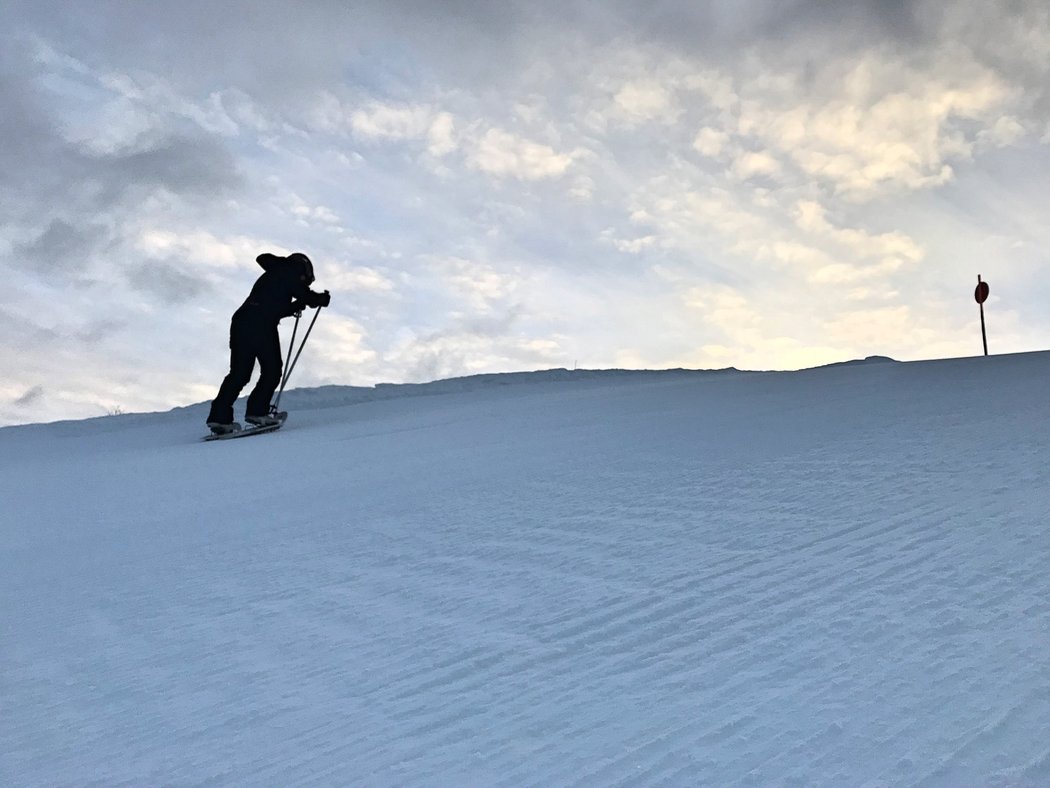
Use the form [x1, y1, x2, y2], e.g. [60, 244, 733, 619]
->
[2, 353, 1049, 786]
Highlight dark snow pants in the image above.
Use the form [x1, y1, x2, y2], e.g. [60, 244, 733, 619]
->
[207, 308, 283, 423]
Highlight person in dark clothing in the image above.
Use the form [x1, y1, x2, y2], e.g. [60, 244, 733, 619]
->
[207, 252, 330, 433]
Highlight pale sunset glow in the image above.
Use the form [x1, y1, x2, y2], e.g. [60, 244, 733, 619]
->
[3, 1, 1049, 424]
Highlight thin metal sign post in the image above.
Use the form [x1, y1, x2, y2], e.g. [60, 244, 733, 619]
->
[974, 275, 990, 356]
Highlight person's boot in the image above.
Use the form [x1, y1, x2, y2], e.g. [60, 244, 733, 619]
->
[207, 421, 240, 435]
[245, 413, 281, 427]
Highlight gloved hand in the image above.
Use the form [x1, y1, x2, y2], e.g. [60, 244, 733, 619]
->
[306, 290, 331, 308]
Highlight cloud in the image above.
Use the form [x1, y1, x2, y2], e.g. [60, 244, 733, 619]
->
[309, 94, 461, 168]
[981, 115, 1025, 147]
[76, 319, 126, 343]
[134, 230, 264, 271]
[792, 200, 924, 281]
[426, 112, 457, 156]
[349, 100, 438, 141]
[611, 234, 658, 254]
[390, 315, 563, 385]
[125, 259, 211, 304]
[821, 304, 918, 348]
[14, 385, 44, 407]
[613, 79, 679, 124]
[4, 0, 1050, 427]
[2, 34, 242, 203]
[1, 37, 244, 312]
[731, 150, 783, 180]
[91, 70, 242, 142]
[2, 1, 364, 102]
[795, 201, 917, 255]
[468, 128, 575, 180]
[683, 283, 765, 347]
[325, 266, 396, 293]
[311, 316, 377, 368]
[13, 219, 109, 279]
[693, 127, 730, 157]
[286, 195, 344, 228]
[0, 41, 64, 179]
[745, 0, 925, 45]
[428, 255, 522, 310]
[99, 134, 241, 198]
[687, 45, 1024, 200]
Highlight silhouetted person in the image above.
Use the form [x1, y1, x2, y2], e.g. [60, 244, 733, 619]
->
[207, 252, 330, 434]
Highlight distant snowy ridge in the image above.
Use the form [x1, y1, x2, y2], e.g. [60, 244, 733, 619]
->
[7, 356, 893, 433]
[4, 364, 748, 433]
[260, 365, 747, 414]
[814, 354, 898, 369]
[244, 355, 904, 416]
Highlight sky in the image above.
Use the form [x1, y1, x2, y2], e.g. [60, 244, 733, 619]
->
[3, 0, 1050, 425]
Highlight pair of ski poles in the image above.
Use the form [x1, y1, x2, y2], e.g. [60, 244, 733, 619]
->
[270, 295, 328, 416]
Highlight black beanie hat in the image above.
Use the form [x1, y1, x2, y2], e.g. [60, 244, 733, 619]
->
[288, 252, 314, 283]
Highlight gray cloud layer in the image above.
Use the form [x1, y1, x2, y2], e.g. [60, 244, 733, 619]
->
[2, 0, 1049, 425]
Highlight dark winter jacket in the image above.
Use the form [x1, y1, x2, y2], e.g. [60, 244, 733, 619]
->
[236, 253, 325, 324]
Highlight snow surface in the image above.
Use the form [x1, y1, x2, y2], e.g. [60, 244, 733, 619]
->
[2, 353, 1049, 786]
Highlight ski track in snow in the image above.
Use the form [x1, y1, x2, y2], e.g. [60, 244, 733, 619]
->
[1, 354, 1049, 785]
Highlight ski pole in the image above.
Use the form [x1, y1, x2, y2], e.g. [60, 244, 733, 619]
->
[272, 305, 323, 414]
[278, 312, 301, 395]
